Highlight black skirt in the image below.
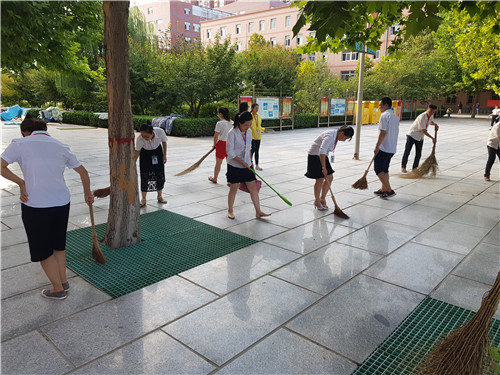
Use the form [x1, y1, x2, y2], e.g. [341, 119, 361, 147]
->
[139, 145, 165, 192]
[226, 164, 256, 184]
[305, 154, 334, 179]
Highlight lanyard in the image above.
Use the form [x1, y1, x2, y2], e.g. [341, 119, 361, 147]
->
[34, 132, 50, 137]
[333, 138, 338, 151]
[425, 115, 431, 129]
[241, 131, 247, 145]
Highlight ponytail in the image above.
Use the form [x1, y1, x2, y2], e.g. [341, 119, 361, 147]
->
[218, 106, 230, 121]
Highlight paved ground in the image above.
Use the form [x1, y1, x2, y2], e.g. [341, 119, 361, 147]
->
[1, 115, 499, 374]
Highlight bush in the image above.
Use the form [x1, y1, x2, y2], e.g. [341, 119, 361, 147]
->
[171, 117, 218, 137]
[132, 115, 156, 131]
[25, 109, 40, 119]
[199, 101, 238, 118]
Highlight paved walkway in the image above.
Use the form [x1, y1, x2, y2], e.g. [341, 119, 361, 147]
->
[1, 116, 499, 374]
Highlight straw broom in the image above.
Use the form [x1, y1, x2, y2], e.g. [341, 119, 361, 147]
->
[93, 186, 110, 198]
[414, 270, 500, 375]
[89, 204, 106, 264]
[329, 187, 349, 219]
[175, 147, 215, 176]
[352, 155, 375, 190]
[402, 128, 439, 179]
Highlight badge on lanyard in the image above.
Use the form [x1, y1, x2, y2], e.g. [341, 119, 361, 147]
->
[152, 155, 158, 165]
[330, 154, 335, 163]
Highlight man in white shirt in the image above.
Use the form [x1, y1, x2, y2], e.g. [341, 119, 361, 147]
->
[489, 105, 499, 129]
[374, 97, 400, 199]
[401, 104, 439, 173]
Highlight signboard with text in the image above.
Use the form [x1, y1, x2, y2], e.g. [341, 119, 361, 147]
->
[282, 97, 292, 118]
[320, 98, 329, 116]
[330, 98, 346, 116]
[256, 97, 280, 120]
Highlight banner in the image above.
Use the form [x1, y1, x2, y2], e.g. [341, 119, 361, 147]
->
[240, 96, 253, 109]
[403, 100, 412, 113]
[347, 99, 355, 116]
[256, 97, 280, 119]
[330, 98, 346, 116]
[396, 100, 403, 119]
[320, 98, 329, 116]
[282, 97, 292, 118]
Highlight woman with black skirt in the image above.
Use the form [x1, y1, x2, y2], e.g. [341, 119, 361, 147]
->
[305, 126, 354, 210]
[226, 111, 270, 220]
[135, 123, 168, 207]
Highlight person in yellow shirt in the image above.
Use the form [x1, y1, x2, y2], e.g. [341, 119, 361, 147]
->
[250, 103, 265, 170]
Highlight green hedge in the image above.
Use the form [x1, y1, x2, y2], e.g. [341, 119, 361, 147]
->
[26, 109, 40, 119]
[170, 117, 218, 137]
[61, 111, 155, 131]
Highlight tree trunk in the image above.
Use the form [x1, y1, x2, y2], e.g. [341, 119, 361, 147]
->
[471, 91, 478, 119]
[103, 1, 141, 248]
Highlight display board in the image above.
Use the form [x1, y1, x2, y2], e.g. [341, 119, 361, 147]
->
[330, 98, 346, 116]
[282, 97, 292, 118]
[240, 96, 253, 108]
[320, 98, 329, 116]
[256, 97, 280, 120]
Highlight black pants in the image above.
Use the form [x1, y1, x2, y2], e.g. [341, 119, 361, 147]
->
[485, 146, 500, 178]
[491, 115, 499, 127]
[251, 139, 261, 165]
[401, 135, 424, 170]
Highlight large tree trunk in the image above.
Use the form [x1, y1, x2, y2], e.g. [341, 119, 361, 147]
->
[471, 91, 478, 119]
[103, 1, 141, 248]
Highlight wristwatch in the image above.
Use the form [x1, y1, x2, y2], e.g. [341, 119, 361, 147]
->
[375, 145, 380, 149]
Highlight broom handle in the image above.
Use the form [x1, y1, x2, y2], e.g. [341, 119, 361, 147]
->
[328, 187, 339, 207]
[89, 204, 97, 240]
[248, 167, 291, 206]
[363, 155, 376, 176]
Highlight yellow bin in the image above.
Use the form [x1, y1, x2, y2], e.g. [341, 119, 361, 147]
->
[370, 101, 381, 124]
[354, 101, 371, 125]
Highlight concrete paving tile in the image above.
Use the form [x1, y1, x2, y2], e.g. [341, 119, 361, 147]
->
[1, 262, 76, 300]
[264, 220, 356, 255]
[431, 275, 500, 320]
[482, 223, 499, 245]
[287, 275, 423, 364]
[329, 191, 373, 207]
[1, 242, 31, 270]
[1, 227, 27, 248]
[412, 219, 491, 255]
[162, 276, 320, 366]
[0, 189, 15, 197]
[1, 213, 23, 229]
[445, 204, 500, 230]
[259, 203, 331, 229]
[41, 276, 217, 367]
[272, 243, 381, 295]
[417, 192, 472, 211]
[452, 243, 500, 286]
[394, 181, 445, 197]
[180, 242, 299, 295]
[467, 192, 500, 209]
[2, 277, 111, 341]
[167, 202, 221, 218]
[439, 181, 489, 196]
[1, 331, 73, 375]
[323, 204, 394, 229]
[382, 204, 451, 231]
[361, 193, 422, 211]
[364, 242, 463, 294]
[226, 219, 289, 241]
[338, 221, 422, 255]
[217, 329, 357, 375]
[73, 330, 214, 375]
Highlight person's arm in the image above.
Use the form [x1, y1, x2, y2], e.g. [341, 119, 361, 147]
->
[134, 149, 141, 162]
[374, 130, 386, 155]
[162, 141, 167, 164]
[213, 132, 220, 148]
[430, 121, 439, 130]
[1, 158, 28, 202]
[73, 165, 94, 206]
[421, 129, 435, 143]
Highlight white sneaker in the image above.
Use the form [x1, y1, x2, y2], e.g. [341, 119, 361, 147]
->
[255, 165, 263, 171]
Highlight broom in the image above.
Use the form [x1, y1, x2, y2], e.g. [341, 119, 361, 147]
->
[248, 167, 292, 206]
[89, 204, 106, 264]
[402, 128, 439, 179]
[175, 147, 215, 176]
[329, 187, 349, 219]
[414, 270, 500, 375]
[352, 155, 375, 190]
[93, 186, 110, 198]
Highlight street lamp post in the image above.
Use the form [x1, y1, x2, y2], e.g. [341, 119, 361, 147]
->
[353, 51, 365, 160]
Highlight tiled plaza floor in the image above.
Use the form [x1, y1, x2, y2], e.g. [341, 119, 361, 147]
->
[1, 115, 499, 374]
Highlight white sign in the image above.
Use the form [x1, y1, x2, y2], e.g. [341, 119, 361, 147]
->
[330, 98, 346, 116]
[256, 97, 280, 120]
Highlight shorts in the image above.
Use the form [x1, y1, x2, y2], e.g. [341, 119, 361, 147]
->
[305, 154, 334, 179]
[216, 141, 227, 159]
[21, 203, 70, 262]
[226, 164, 256, 184]
[374, 150, 394, 175]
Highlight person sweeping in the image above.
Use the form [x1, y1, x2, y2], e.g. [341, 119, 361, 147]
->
[208, 107, 233, 184]
[305, 126, 354, 210]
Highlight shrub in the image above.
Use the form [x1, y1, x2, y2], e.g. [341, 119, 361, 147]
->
[171, 117, 218, 137]
[25, 109, 40, 119]
[132, 115, 156, 131]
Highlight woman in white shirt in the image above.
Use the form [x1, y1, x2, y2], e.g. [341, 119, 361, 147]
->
[484, 120, 500, 181]
[226, 111, 270, 220]
[135, 123, 168, 206]
[305, 126, 354, 210]
[489, 105, 499, 129]
[208, 107, 233, 184]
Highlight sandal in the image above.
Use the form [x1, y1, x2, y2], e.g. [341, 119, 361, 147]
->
[41, 289, 67, 300]
[208, 176, 217, 184]
[157, 197, 167, 204]
[140, 199, 146, 207]
[62, 282, 69, 291]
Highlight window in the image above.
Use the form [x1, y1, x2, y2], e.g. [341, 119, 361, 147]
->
[184, 8, 191, 15]
[445, 96, 457, 104]
[184, 22, 190, 30]
[285, 35, 291, 46]
[193, 24, 200, 32]
[270, 37, 277, 46]
[270, 18, 276, 29]
[308, 54, 315, 62]
[296, 34, 303, 46]
[285, 15, 291, 27]
[467, 95, 474, 104]
[309, 31, 316, 38]
[259, 20, 265, 31]
[391, 22, 400, 35]
[185, 37, 191, 42]
[156, 19, 163, 25]
[220, 26, 227, 36]
[207, 29, 212, 39]
[147, 7, 153, 14]
[375, 50, 380, 59]
[248, 22, 254, 32]
[341, 51, 359, 61]
[341, 70, 356, 81]
[236, 24, 241, 34]
[236, 42, 241, 51]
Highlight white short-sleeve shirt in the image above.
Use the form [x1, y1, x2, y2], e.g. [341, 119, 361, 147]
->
[1, 131, 81, 208]
[308, 130, 338, 156]
[135, 127, 167, 151]
[407, 112, 433, 141]
[379, 110, 400, 154]
[487, 123, 500, 149]
[226, 127, 252, 168]
[214, 120, 233, 142]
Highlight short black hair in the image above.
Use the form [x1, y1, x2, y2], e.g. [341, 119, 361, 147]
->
[239, 101, 249, 113]
[339, 125, 354, 140]
[380, 97, 392, 107]
[428, 104, 437, 110]
[139, 123, 153, 134]
[21, 118, 47, 133]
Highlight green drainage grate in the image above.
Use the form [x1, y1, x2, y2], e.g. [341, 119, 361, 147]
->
[352, 297, 500, 375]
[66, 210, 257, 298]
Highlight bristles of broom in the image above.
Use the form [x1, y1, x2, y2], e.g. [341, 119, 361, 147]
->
[93, 186, 110, 198]
[414, 270, 500, 375]
[89, 204, 106, 264]
[175, 147, 215, 176]
[401, 129, 439, 179]
[329, 187, 349, 219]
[352, 155, 375, 190]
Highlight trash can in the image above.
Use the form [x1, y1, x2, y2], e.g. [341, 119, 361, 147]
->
[362, 101, 370, 124]
[370, 101, 381, 124]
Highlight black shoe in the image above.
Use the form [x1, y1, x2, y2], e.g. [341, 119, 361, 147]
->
[381, 190, 396, 199]
[374, 189, 384, 196]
